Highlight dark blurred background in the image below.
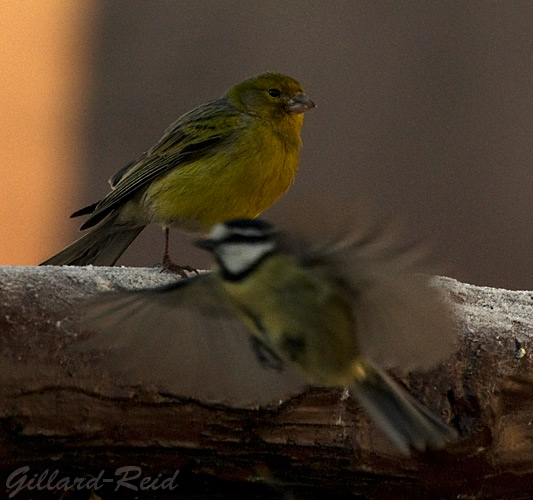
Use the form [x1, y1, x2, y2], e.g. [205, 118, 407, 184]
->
[2, 1, 532, 289]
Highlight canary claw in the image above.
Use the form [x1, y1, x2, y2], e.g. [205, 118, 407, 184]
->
[160, 255, 199, 277]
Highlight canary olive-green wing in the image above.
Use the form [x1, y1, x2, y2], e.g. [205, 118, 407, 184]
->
[292, 228, 457, 372]
[74, 273, 309, 407]
[81, 98, 244, 230]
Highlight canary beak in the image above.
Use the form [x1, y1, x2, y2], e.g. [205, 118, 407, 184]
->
[287, 94, 316, 114]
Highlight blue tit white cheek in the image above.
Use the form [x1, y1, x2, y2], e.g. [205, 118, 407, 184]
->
[218, 241, 276, 275]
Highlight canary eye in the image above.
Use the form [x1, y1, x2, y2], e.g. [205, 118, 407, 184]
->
[268, 88, 281, 98]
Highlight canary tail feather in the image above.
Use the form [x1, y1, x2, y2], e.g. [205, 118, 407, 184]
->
[40, 218, 144, 266]
[70, 201, 99, 218]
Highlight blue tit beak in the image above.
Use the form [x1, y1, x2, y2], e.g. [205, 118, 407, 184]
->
[195, 237, 217, 251]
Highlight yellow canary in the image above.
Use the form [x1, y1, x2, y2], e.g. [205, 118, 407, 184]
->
[41, 73, 314, 267]
[79, 219, 458, 454]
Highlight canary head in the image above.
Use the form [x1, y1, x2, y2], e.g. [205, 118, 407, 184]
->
[225, 72, 315, 121]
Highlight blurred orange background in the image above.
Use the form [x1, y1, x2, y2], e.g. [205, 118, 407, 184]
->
[1, 1, 531, 289]
[0, 1, 97, 262]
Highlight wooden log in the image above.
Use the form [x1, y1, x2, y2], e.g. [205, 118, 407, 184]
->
[0, 265, 532, 499]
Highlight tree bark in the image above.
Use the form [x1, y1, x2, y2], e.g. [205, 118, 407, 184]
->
[0, 265, 532, 499]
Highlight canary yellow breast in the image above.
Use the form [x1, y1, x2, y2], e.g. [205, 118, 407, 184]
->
[138, 118, 301, 232]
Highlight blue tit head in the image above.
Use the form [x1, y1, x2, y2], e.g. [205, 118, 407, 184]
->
[196, 219, 278, 280]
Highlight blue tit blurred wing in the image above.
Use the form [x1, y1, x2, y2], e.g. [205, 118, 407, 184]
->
[74, 273, 310, 407]
[293, 226, 457, 372]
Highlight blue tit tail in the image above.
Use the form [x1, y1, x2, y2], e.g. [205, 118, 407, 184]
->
[350, 361, 457, 455]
